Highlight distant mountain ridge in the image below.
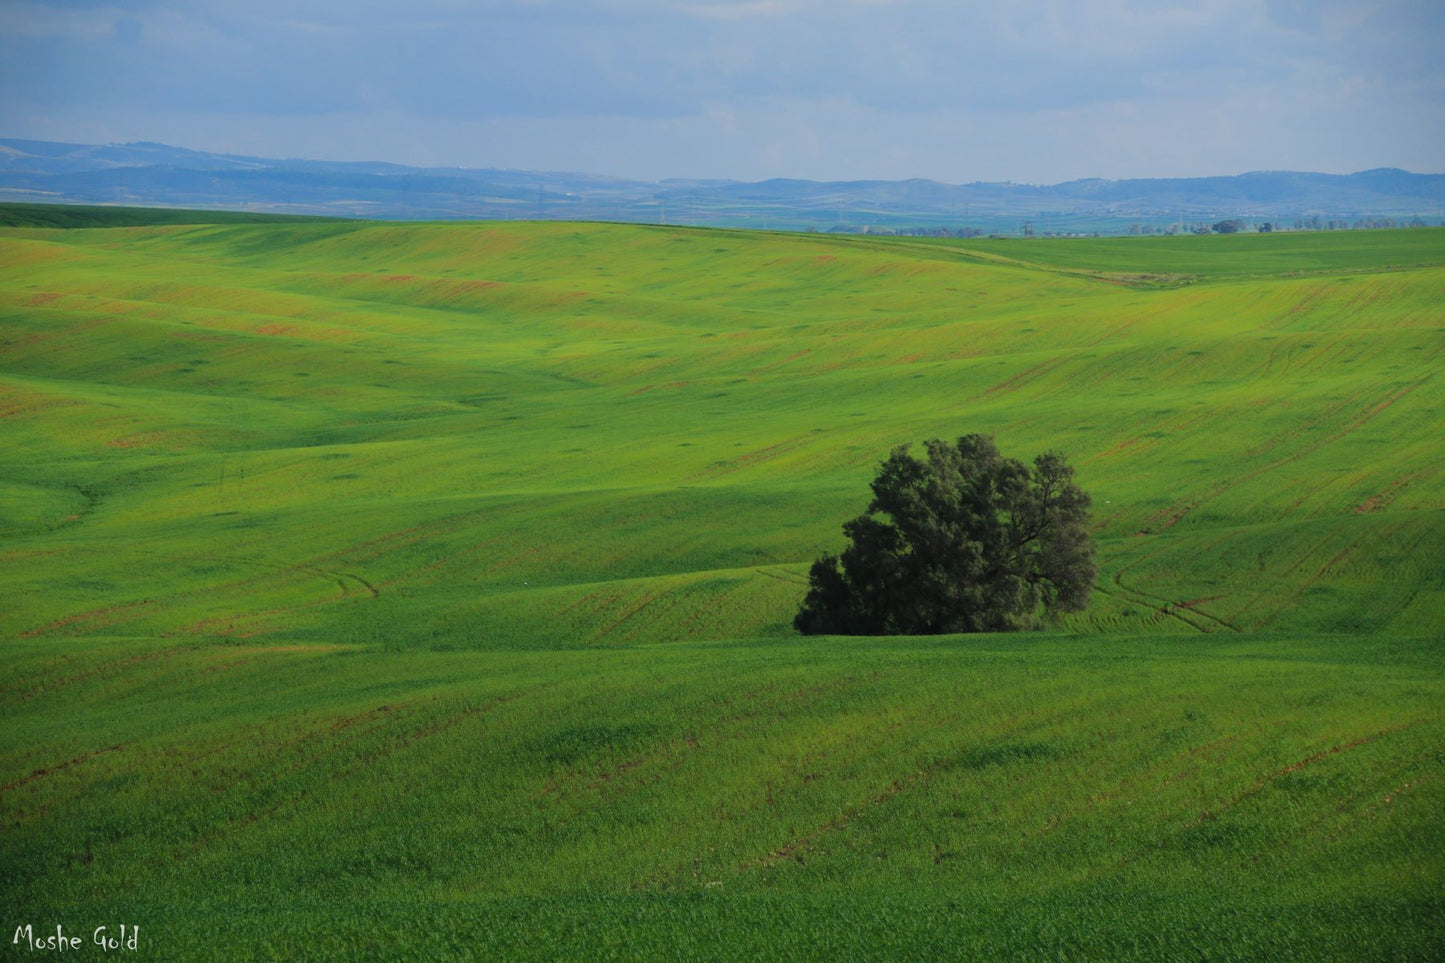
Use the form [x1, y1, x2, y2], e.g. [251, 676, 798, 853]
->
[1, 138, 1440, 234]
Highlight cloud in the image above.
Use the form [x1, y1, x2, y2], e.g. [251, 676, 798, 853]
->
[1, 0, 1440, 179]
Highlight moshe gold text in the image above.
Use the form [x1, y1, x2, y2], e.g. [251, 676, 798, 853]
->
[12, 925, 139, 953]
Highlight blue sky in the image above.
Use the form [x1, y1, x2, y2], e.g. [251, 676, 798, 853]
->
[2, 0, 1441, 182]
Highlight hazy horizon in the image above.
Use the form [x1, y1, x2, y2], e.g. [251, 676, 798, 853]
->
[7, 133, 1444, 188]
[3, 1, 1442, 184]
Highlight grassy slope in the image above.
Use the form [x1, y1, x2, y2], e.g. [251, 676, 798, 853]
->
[1, 215, 1442, 958]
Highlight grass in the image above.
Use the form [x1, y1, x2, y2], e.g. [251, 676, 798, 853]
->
[1, 210, 1442, 958]
[4, 635, 1441, 960]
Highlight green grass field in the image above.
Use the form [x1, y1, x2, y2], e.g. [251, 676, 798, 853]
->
[2, 211, 1442, 959]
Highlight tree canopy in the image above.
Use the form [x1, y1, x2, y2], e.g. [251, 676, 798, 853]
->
[795, 435, 1096, 635]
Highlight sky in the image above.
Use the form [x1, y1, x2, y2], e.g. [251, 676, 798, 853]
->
[1, 0, 1441, 184]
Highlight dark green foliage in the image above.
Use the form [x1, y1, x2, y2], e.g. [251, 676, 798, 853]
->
[0, 201, 339, 229]
[795, 435, 1096, 635]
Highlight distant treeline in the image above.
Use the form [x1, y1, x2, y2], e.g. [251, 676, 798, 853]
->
[1177, 215, 1436, 235]
[829, 226, 989, 238]
[0, 202, 342, 229]
[1, 201, 1438, 238]
[826, 217, 1438, 239]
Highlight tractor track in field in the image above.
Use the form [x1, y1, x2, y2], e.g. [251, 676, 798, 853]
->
[18, 597, 159, 639]
[1098, 543, 1242, 633]
[302, 566, 379, 600]
[1143, 376, 1429, 535]
[208, 553, 383, 602]
[978, 354, 1071, 401]
[750, 773, 915, 871]
[1091, 582, 1213, 633]
[1113, 577, 1240, 633]
[169, 684, 556, 856]
[1081, 719, 1429, 882]
[1, 645, 194, 703]
[741, 699, 1084, 874]
[13, 547, 382, 640]
[1283, 753, 1432, 853]
[1184, 719, 1424, 830]
[42, 484, 102, 534]
[1, 744, 125, 793]
[135, 547, 380, 601]
[753, 566, 808, 587]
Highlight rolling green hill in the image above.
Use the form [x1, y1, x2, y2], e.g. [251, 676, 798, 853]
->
[2, 213, 1441, 959]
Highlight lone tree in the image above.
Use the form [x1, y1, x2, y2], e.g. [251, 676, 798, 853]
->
[795, 435, 1096, 635]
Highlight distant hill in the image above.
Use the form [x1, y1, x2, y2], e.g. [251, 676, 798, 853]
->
[1, 137, 1441, 234]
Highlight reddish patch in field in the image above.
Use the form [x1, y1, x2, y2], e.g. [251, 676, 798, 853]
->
[587, 589, 667, 644]
[24, 291, 62, 306]
[1, 745, 124, 793]
[1147, 379, 1424, 534]
[329, 702, 397, 733]
[373, 690, 536, 764]
[6, 318, 106, 352]
[756, 349, 812, 372]
[302, 524, 436, 575]
[1188, 721, 1418, 828]
[443, 278, 504, 298]
[980, 355, 1069, 399]
[752, 776, 911, 870]
[167, 330, 228, 342]
[107, 432, 167, 449]
[1084, 319, 1140, 346]
[1084, 437, 1143, 465]
[20, 599, 156, 639]
[176, 615, 254, 638]
[532, 731, 705, 802]
[1355, 383, 1413, 422]
[1155, 506, 1192, 533]
[3, 646, 193, 704]
[686, 436, 810, 482]
[1354, 470, 1423, 514]
[487, 544, 545, 578]
[674, 582, 751, 636]
[1310, 545, 1357, 585]
[1285, 284, 1331, 318]
[199, 657, 258, 675]
[268, 643, 352, 653]
[629, 381, 689, 396]
[256, 323, 296, 336]
[198, 644, 347, 671]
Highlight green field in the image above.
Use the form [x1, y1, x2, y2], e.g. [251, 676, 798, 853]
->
[2, 212, 1442, 959]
